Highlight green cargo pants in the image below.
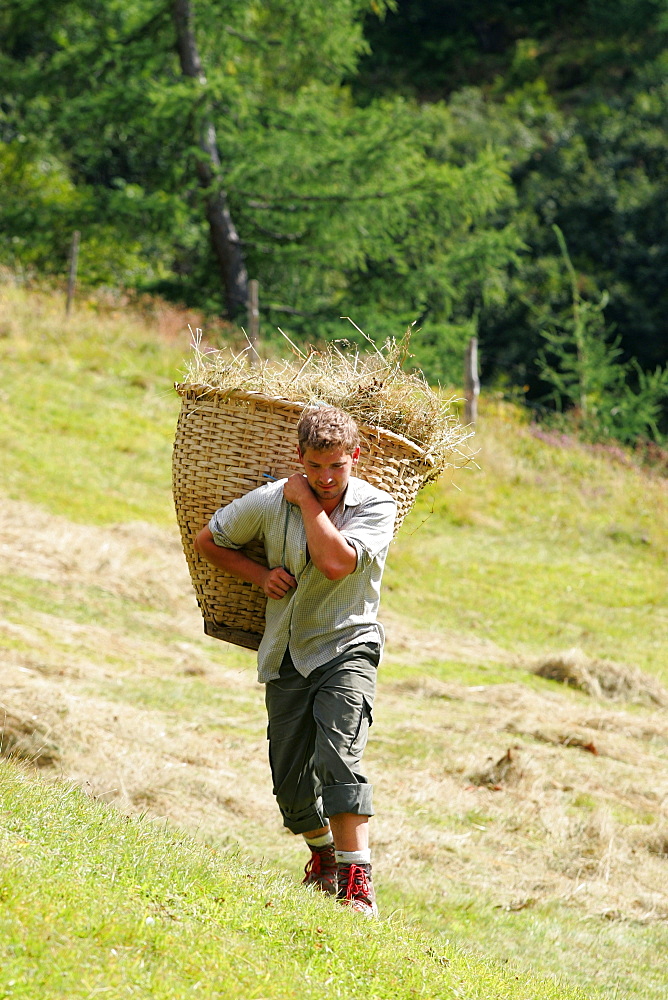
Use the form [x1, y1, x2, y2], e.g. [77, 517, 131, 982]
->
[264, 643, 379, 834]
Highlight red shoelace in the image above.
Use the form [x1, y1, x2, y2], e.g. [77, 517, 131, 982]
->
[303, 852, 323, 878]
[339, 863, 371, 901]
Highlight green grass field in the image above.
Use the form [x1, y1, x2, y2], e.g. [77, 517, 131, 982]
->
[0, 763, 594, 1000]
[388, 411, 667, 674]
[2, 280, 667, 999]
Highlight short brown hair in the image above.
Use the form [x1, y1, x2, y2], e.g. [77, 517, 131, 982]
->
[297, 405, 360, 455]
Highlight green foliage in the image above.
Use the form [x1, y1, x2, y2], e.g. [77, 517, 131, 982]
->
[536, 227, 668, 443]
[0, 142, 110, 279]
[424, 72, 668, 413]
[355, 5, 668, 433]
[1, 0, 667, 440]
[356, 0, 668, 96]
[229, 92, 519, 374]
[0, 0, 520, 383]
[405, 318, 477, 387]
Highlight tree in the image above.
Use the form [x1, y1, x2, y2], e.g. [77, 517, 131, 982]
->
[536, 227, 668, 443]
[171, 0, 248, 317]
[354, 0, 668, 428]
[0, 0, 520, 378]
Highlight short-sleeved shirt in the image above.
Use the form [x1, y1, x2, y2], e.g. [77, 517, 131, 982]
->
[208, 476, 397, 682]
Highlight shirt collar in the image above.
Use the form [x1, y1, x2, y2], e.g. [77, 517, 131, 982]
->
[343, 476, 365, 507]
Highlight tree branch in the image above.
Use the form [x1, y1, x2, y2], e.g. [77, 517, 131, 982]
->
[243, 180, 429, 210]
[223, 24, 281, 47]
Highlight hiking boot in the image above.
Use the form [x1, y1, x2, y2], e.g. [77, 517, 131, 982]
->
[302, 843, 338, 895]
[336, 862, 378, 918]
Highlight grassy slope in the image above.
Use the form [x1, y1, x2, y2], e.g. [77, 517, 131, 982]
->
[0, 762, 589, 1000]
[2, 282, 668, 998]
[0, 283, 182, 526]
[388, 400, 667, 676]
[2, 282, 664, 676]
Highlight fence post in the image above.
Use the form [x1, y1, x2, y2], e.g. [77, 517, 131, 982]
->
[65, 230, 81, 316]
[248, 278, 260, 359]
[464, 336, 480, 425]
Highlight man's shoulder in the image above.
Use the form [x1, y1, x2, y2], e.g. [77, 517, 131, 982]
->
[244, 478, 287, 511]
[346, 476, 397, 508]
[217, 478, 285, 517]
[254, 478, 287, 500]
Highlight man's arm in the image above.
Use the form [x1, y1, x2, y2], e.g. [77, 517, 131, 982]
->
[194, 527, 297, 600]
[282, 476, 357, 580]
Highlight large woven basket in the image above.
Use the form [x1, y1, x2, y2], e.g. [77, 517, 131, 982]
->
[172, 385, 431, 649]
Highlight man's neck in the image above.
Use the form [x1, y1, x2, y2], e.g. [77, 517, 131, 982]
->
[321, 488, 348, 518]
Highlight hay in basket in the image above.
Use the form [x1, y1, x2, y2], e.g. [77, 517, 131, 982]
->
[172, 325, 473, 649]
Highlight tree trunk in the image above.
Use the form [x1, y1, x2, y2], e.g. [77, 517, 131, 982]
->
[172, 0, 248, 318]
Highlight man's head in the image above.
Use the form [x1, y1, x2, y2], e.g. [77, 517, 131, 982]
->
[297, 405, 360, 456]
[296, 406, 361, 509]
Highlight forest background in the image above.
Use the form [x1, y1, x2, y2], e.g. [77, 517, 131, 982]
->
[2, 0, 668, 446]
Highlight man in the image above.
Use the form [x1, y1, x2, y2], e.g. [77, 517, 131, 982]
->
[194, 405, 396, 917]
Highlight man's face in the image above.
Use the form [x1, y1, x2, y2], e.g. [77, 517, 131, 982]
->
[298, 444, 360, 506]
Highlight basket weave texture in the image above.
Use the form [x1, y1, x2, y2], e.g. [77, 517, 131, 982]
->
[172, 385, 431, 649]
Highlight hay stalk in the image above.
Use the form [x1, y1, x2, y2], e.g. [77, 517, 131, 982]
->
[178, 325, 474, 484]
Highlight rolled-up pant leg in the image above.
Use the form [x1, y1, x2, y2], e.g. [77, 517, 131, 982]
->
[264, 644, 379, 834]
[264, 657, 327, 835]
[313, 649, 377, 820]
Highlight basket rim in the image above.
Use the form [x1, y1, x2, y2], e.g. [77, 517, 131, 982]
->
[174, 382, 430, 462]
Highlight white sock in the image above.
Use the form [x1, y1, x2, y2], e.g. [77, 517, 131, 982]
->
[335, 848, 371, 865]
[303, 830, 333, 849]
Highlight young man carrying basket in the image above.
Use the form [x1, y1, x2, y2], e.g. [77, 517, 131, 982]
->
[195, 405, 396, 917]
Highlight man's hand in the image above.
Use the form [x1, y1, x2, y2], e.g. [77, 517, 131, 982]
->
[283, 472, 315, 507]
[195, 527, 296, 599]
[262, 566, 297, 600]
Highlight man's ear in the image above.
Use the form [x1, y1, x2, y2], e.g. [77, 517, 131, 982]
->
[297, 445, 304, 464]
[351, 445, 361, 464]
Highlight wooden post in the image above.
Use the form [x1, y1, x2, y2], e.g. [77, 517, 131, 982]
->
[248, 278, 260, 358]
[65, 230, 80, 316]
[464, 336, 480, 425]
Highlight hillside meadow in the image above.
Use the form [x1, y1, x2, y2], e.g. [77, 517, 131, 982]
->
[1, 282, 668, 999]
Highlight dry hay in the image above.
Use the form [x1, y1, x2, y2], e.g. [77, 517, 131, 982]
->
[376, 668, 668, 921]
[179, 323, 473, 483]
[5, 495, 668, 944]
[507, 723, 600, 757]
[531, 647, 667, 706]
[0, 704, 60, 767]
[468, 746, 525, 788]
[628, 824, 668, 858]
[0, 496, 193, 616]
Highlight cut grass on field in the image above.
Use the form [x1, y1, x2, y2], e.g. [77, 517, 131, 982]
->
[2, 500, 667, 998]
[2, 283, 665, 677]
[2, 284, 668, 1000]
[0, 761, 595, 1000]
[388, 400, 667, 679]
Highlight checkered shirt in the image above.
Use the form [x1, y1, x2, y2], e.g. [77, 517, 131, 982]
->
[208, 476, 397, 682]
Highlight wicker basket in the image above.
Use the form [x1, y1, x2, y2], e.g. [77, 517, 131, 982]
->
[172, 385, 431, 649]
